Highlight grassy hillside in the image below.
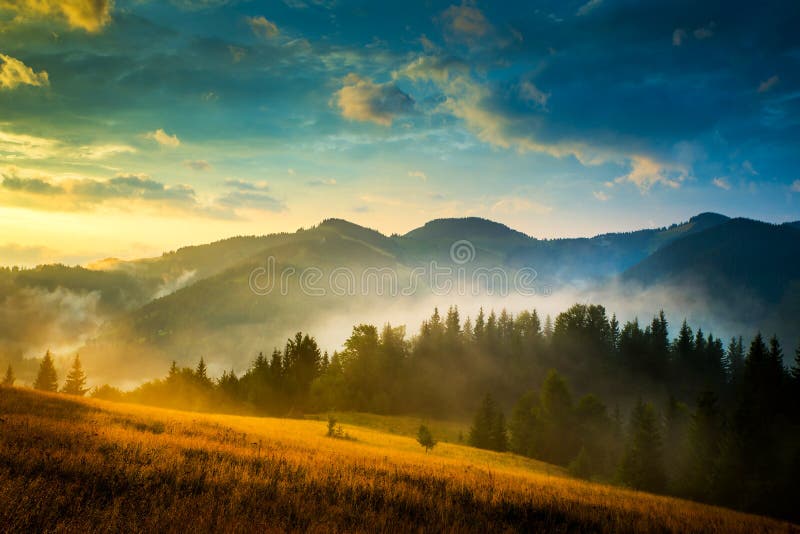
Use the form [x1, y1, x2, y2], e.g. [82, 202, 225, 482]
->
[1, 388, 795, 533]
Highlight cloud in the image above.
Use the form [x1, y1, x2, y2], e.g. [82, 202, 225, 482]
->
[742, 160, 758, 175]
[224, 178, 269, 191]
[791, 180, 800, 193]
[72, 174, 197, 203]
[145, 128, 181, 148]
[0, 0, 112, 32]
[334, 74, 414, 126]
[757, 75, 780, 94]
[396, 55, 469, 85]
[2, 173, 64, 195]
[672, 29, 687, 46]
[0, 168, 199, 211]
[247, 16, 279, 39]
[218, 178, 284, 211]
[0, 130, 59, 159]
[693, 22, 715, 40]
[614, 156, 685, 191]
[184, 160, 211, 171]
[491, 197, 552, 215]
[0, 54, 49, 90]
[712, 177, 731, 190]
[228, 45, 247, 63]
[306, 178, 337, 186]
[593, 191, 610, 201]
[519, 81, 550, 110]
[408, 170, 427, 181]
[78, 144, 136, 160]
[577, 0, 602, 16]
[396, 56, 593, 160]
[440, 2, 492, 43]
[0, 129, 137, 162]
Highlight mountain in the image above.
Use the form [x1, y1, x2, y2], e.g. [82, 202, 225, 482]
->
[502, 212, 731, 281]
[623, 218, 800, 333]
[6, 211, 798, 384]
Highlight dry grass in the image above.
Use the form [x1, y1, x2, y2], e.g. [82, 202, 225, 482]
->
[0, 387, 796, 533]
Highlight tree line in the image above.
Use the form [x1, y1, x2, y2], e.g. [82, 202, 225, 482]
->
[7, 303, 800, 521]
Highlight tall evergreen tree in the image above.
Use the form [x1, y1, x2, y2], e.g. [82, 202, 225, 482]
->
[509, 390, 539, 457]
[469, 393, 505, 451]
[681, 391, 724, 499]
[62, 354, 88, 396]
[649, 311, 670, 380]
[619, 399, 665, 492]
[1, 364, 14, 387]
[791, 342, 800, 383]
[490, 412, 509, 452]
[538, 369, 576, 464]
[726, 336, 745, 385]
[34, 350, 58, 392]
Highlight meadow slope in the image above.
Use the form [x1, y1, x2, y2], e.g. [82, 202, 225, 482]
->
[0, 388, 796, 533]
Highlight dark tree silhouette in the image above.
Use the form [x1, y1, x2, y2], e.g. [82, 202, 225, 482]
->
[34, 350, 58, 392]
[619, 399, 665, 492]
[1, 364, 14, 387]
[62, 354, 88, 396]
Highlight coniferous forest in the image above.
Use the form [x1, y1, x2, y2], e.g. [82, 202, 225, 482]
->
[73, 303, 800, 522]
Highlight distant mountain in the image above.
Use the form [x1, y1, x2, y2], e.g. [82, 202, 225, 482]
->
[623, 218, 800, 333]
[6, 211, 798, 384]
[783, 220, 800, 231]
[502, 212, 731, 281]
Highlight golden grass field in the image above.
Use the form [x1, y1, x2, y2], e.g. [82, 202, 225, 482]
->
[0, 387, 797, 533]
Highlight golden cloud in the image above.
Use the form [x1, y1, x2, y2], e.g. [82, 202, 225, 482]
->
[0, 0, 113, 33]
[0, 54, 49, 90]
[334, 74, 413, 127]
[145, 128, 181, 148]
[247, 16, 279, 39]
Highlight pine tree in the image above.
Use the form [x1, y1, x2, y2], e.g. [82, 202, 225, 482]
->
[34, 350, 58, 392]
[168, 360, 179, 380]
[469, 393, 504, 450]
[490, 412, 509, 452]
[618, 399, 665, 492]
[649, 311, 670, 380]
[62, 354, 88, 396]
[609, 314, 620, 356]
[1, 364, 14, 387]
[681, 391, 724, 499]
[509, 390, 539, 456]
[538, 369, 575, 464]
[791, 342, 800, 383]
[196, 357, 210, 384]
[543, 314, 553, 338]
[726, 336, 745, 385]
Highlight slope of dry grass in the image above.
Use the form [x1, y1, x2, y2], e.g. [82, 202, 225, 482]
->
[0, 387, 796, 533]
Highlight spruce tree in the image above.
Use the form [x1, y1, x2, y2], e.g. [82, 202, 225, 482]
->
[196, 356, 210, 384]
[726, 336, 745, 385]
[62, 354, 88, 396]
[791, 342, 800, 383]
[681, 391, 724, 499]
[34, 350, 58, 392]
[490, 412, 509, 452]
[469, 393, 500, 450]
[618, 399, 665, 492]
[1, 364, 14, 387]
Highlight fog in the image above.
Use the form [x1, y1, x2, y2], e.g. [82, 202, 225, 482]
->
[2, 274, 787, 390]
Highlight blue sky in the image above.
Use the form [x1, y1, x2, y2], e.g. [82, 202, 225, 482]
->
[0, 0, 798, 264]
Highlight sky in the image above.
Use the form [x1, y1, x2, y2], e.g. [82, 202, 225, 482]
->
[0, 0, 799, 265]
